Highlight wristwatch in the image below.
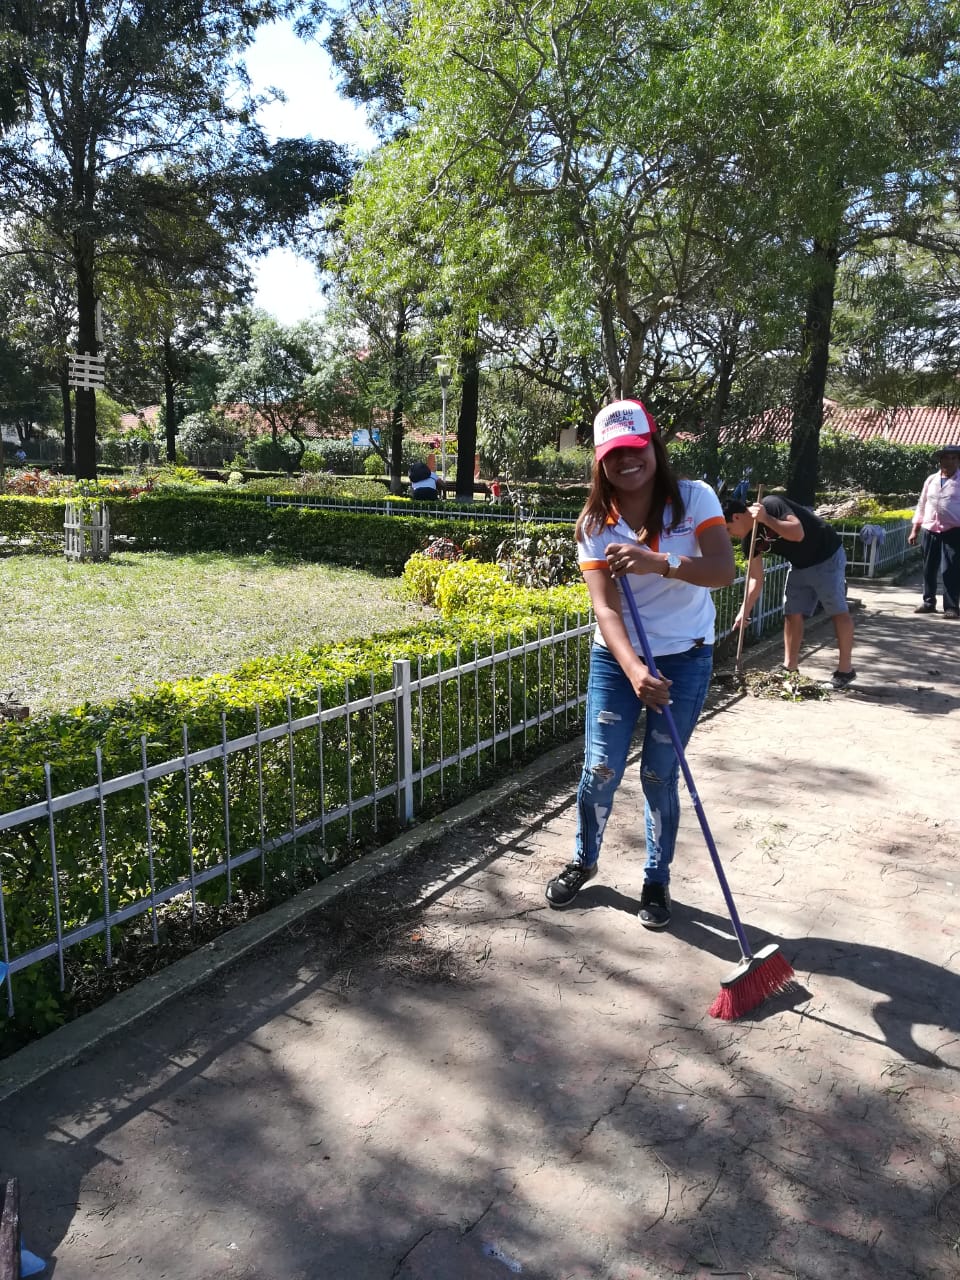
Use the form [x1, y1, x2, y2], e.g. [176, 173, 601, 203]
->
[662, 552, 682, 578]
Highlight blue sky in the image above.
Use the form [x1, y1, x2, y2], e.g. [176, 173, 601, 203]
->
[245, 20, 376, 324]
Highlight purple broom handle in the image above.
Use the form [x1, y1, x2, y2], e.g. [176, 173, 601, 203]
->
[620, 582, 754, 960]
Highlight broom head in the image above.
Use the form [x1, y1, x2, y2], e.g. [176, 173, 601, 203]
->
[708, 943, 794, 1020]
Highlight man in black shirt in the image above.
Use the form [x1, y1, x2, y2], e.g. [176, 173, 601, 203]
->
[723, 494, 856, 688]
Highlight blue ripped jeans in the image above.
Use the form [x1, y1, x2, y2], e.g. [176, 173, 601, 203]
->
[573, 642, 713, 885]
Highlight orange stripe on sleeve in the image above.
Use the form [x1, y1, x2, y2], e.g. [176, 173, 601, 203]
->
[579, 560, 608, 573]
[695, 515, 726, 535]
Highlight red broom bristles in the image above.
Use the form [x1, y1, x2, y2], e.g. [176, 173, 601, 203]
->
[708, 949, 795, 1021]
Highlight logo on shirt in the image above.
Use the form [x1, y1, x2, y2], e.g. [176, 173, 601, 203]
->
[664, 518, 694, 538]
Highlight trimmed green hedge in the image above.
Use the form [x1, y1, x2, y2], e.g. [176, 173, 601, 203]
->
[501, 432, 940, 494]
[1, 491, 568, 572]
[0, 495, 66, 544]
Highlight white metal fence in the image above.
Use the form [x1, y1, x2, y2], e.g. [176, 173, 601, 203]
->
[264, 494, 574, 524]
[837, 520, 914, 577]
[264, 499, 918, 575]
[717, 559, 790, 641]
[0, 620, 595, 1016]
[63, 501, 111, 562]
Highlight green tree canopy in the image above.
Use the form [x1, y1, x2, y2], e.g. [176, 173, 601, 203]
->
[216, 309, 330, 467]
[337, 0, 960, 497]
[0, 1, 350, 478]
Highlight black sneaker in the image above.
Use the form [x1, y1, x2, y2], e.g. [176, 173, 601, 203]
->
[944, 608, 960, 619]
[832, 668, 857, 688]
[638, 881, 671, 929]
[545, 862, 597, 908]
[915, 603, 936, 614]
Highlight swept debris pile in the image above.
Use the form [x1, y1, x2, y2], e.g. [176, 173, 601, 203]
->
[742, 667, 831, 701]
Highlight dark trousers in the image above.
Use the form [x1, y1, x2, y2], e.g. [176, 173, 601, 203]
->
[921, 527, 960, 610]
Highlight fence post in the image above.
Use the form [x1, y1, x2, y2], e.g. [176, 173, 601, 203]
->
[867, 537, 878, 579]
[752, 571, 765, 638]
[394, 659, 414, 826]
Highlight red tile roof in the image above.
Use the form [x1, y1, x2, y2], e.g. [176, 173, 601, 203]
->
[119, 405, 160, 431]
[737, 401, 960, 448]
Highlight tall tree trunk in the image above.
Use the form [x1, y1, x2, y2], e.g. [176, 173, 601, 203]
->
[455, 337, 478, 503]
[387, 422, 404, 493]
[598, 292, 623, 400]
[163, 335, 177, 463]
[610, 258, 651, 399]
[60, 364, 74, 472]
[387, 307, 408, 493]
[788, 239, 839, 506]
[72, 228, 98, 479]
[389, 394, 404, 490]
[288, 423, 306, 469]
[703, 327, 738, 491]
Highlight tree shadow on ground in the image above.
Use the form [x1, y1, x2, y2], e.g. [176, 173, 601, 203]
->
[786, 588, 960, 715]
[581, 885, 960, 1071]
[5, 809, 960, 1280]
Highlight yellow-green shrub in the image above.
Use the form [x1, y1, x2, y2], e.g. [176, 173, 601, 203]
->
[434, 560, 518, 617]
[401, 551, 445, 605]
[421, 556, 589, 622]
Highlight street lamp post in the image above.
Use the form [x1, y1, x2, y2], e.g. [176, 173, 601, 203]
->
[433, 355, 453, 486]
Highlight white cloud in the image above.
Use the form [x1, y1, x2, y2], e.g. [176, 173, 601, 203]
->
[245, 21, 376, 151]
[250, 248, 326, 327]
[245, 21, 375, 323]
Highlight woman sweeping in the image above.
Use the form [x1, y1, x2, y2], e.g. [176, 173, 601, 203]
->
[544, 400, 735, 928]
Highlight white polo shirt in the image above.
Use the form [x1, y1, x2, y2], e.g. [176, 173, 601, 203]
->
[577, 479, 726, 657]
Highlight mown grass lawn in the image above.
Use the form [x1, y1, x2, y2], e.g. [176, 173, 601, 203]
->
[2, 551, 434, 715]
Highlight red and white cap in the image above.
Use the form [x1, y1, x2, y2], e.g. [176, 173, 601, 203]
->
[593, 399, 657, 461]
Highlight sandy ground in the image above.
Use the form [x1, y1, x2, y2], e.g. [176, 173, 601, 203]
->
[2, 569, 959, 1280]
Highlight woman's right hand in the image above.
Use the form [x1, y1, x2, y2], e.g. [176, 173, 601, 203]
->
[606, 541, 667, 577]
[630, 662, 672, 709]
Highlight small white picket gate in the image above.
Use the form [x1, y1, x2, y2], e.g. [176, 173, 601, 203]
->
[63, 501, 111, 562]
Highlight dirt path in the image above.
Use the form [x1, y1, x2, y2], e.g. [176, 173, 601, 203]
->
[2, 572, 959, 1279]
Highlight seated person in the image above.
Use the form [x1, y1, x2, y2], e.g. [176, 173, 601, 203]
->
[408, 459, 439, 500]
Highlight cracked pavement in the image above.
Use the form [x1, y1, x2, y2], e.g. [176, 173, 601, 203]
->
[2, 571, 960, 1279]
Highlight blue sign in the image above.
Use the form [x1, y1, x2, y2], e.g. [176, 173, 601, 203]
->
[352, 429, 382, 447]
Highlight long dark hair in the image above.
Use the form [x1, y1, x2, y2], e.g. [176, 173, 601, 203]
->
[575, 433, 686, 543]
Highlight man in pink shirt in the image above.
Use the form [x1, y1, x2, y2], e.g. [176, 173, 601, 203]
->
[909, 444, 960, 618]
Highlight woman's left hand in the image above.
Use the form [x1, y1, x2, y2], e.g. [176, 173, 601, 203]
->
[606, 541, 663, 577]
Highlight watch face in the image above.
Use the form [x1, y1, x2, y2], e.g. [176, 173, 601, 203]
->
[667, 553, 681, 568]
